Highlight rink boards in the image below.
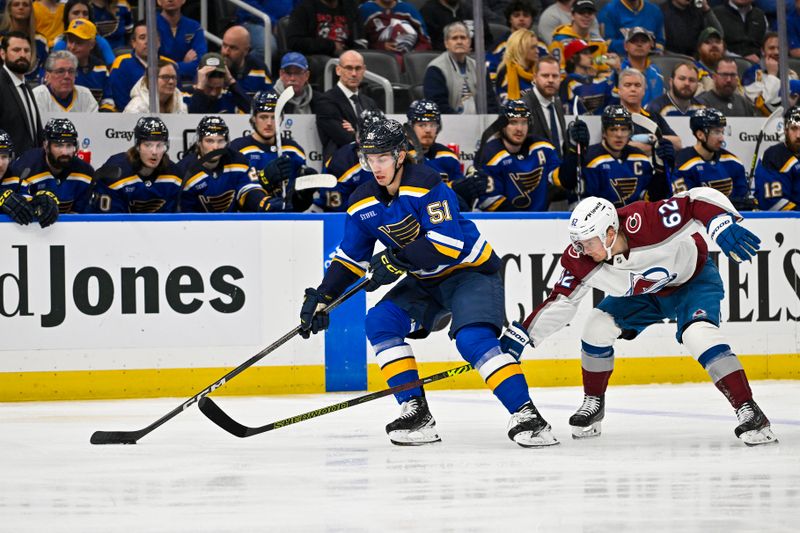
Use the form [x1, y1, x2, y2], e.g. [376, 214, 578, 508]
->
[1, 212, 798, 401]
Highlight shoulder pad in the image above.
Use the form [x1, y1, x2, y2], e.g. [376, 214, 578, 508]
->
[401, 163, 442, 190]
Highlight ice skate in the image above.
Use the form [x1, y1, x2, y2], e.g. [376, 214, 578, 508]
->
[507, 401, 559, 447]
[569, 394, 604, 439]
[735, 400, 778, 446]
[385, 396, 441, 446]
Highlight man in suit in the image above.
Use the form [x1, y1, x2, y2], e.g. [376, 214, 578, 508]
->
[522, 56, 566, 157]
[0, 32, 43, 156]
[313, 50, 378, 162]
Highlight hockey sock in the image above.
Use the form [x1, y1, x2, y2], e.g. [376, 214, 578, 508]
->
[694, 343, 753, 409]
[581, 341, 614, 396]
[365, 301, 420, 403]
[456, 324, 530, 413]
[714, 369, 754, 409]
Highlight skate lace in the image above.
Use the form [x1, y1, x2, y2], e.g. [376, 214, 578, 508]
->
[736, 402, 755, 424]
[575, 395, 601, 417]
[512, 403, 538, 424]
[398, 398, 422, 420]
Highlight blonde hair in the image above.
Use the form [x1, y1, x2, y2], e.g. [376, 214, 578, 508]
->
[0, 0, 39, 69]
[502, 28, 538, 70]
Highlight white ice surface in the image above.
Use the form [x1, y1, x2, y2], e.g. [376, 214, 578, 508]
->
[2, 381, 798, 533]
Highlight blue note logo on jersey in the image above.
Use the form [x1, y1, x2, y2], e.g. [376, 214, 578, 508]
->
[626, 267, 678, 296]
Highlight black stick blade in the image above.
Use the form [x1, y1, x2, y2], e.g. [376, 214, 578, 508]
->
[197, 397, 250, 438]
[90, 430, 141, 445]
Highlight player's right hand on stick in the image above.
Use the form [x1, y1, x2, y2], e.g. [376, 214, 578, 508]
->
[500, 321, 532, 360]
[567, 120, 590, 151]
[0, 189, 35, 225]
[365, 248, 412, 292]
[299, 288, 332, 339]
[259, 155, 293, 191]
[453, 167, 490, 203]
[31, 190, 59, 228]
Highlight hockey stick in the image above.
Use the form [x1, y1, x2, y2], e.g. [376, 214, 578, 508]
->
[274, 86, 295, 207]
[198, 363, 474, 438]
[403, 122, 425, 164]
[90, 277, 371, 445]
[571, 97, 584, 198]
[747, 105, 783, 197]
[294, 173, 337, 190]
[631, 112, 662, 140]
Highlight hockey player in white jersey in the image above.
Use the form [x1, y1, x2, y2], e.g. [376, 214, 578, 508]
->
[500, 189, 777, 446]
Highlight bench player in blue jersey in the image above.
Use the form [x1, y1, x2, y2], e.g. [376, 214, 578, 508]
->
[310, 109, 384, 213]
[476, 99, 562, 212]
[298, 119, 558, 448]
[90, 117, 183, 213]
[755, 106, 800, 211]
[2, 119, 89, 226]
[672, 108, 753, 211]
[560, 105, 674, 207]
[406, 99, 488, 211]
[230, 91, 310, 212]
[176, 116, 272, 213]
[0, 129, 38, 226]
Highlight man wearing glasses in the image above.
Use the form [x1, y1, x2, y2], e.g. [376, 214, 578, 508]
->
[314, 50, 379, 162]
[32, 50, 98, 112]
[697, 58, 756, 117]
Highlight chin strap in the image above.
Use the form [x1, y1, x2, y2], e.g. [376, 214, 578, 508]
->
[603, 230, 618, 261]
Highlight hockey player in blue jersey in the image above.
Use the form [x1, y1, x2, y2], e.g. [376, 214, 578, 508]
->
[559, 105, 674, 207]
[90, 117, 182, 213]
[3, 118, 90, 225]
[298, 119, 558, 448]
[0, 129, 38, 226]
[476, 99, 561, 211]
[672, 108, 753, 210]
[230, 90, 309, 211]
[755, 106, 800, 211]
[176, 116, 271, 213]
[310, 109, 384, 213]
[406, 99, 487, 211]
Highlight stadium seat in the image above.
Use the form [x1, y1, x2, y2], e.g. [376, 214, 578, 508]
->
[788, 58, 800, 76]
[733, 57, 756, 80]
[648, 53, 695, 78]
[276, 16, 291, 56]
[404, 51, 439, 102]
[359, 50, 411, 109]
[488, 23, 510, 43]
[308, 54, 333, 92]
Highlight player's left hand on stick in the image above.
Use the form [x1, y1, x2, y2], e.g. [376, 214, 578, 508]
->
[452, 167, 489, 202]
[259, 155, 292, 190]
[299, 287, 333, 339]
[31, 190, 59, 228]
[567, 120, 590, 151]
[0, 189, 35, 225]
[500, 321, 532, 360]
[365, 248, 412, 292]
[654, 138, 675, 169]
[708, 214, 761, 263]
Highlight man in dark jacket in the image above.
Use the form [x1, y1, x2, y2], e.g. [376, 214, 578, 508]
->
[661, 0, 723, 57]
[420, 0, 493, 51]
[286, 0, 363, 57]
[713, 0, 767, 62]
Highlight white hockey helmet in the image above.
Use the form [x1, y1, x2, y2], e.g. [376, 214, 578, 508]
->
[569, 197, 619, 259]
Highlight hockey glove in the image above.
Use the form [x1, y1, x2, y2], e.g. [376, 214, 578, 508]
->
[653, 138, 675, 169]
[259, 155, 293, 191]
[299, 287, 333, 339]
[566, 120, 590, 151]
[500, 321, 532, 361]
[708, 214, 761, 263]
[452, 168, 489, 203]
[365, 248, 413, 292]
[31, 190, 59, 228]
[0, 189, 35, 225]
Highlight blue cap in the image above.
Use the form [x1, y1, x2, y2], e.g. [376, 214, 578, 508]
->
[281, 52, 308, 70]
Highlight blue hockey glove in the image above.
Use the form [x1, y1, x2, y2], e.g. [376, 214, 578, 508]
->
[500, 321, 532, 360]
[452, 167, 489, 203]
[0, 189, 35, 225]
[31, 190, 59, 228]
[567, 120, 590, 151]
[708, 214, 761, 263]
[259, 155, 293, 191]
[654, 138, 675, 169]
[365, 248, 413, 292]
[299, 287, 332, 339]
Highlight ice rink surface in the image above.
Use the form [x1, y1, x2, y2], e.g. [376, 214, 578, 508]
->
[2, 381, 798, 533]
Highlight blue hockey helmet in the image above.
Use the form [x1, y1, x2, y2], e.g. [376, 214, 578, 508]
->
[252, 90, 279, 114]
[134, 116, 169, 144]
[0, 129, 13, 157]
[357, 108, 386, 137]
[601, 105, 632, 130]
[407, 99, 441, 126]
[690, 107, 726, 134]
[784, 105, 800, 127]
[44, 118, 78, 145]
[501, 99, 532, 119]
[196, 115, 229, 140]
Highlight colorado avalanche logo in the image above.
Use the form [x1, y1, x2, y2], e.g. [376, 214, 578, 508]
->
[625, 212, 642, 234]
[626, 267, 678, 296]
